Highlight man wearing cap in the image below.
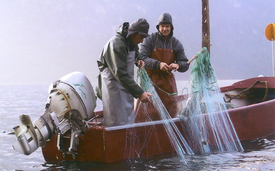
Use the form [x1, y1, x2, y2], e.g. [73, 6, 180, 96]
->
[97, 18, 152, 127]
[135, 13, 189, 122]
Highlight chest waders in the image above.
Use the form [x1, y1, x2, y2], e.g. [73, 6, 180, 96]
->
[135, 36, 178, 122]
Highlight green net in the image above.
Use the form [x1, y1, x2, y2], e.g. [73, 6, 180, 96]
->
[133, 47, 243, 164]
[135, 68, 193, 164]
[179, 47, 244, 154]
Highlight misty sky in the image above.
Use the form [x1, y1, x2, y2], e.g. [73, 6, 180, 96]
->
[1, 0, 275, 85]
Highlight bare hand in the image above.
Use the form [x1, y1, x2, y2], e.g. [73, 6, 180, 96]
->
[139, 92, 152, 103]
[159, 62, 169, 72]
[169, 63, 179, 72]
[137, 60, 145, 69]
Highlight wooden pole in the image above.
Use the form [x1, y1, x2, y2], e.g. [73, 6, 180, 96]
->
[187, 48, 205, 65]
[202, 0, 210, 54]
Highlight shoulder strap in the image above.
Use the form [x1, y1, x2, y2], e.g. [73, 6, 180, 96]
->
[154, 35, 158, 51]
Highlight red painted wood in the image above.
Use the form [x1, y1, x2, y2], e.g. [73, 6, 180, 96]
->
[42, 77, 275, 163]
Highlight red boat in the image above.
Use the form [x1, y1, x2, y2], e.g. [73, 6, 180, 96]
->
[12, 1, 275, 164]
[41, 76, 275, 163]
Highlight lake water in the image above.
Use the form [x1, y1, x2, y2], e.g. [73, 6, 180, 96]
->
[1, 82, 275, 171]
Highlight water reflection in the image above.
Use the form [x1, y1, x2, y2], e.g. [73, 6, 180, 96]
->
[39, 135, 275, 171]
[242, 134, 275, 152]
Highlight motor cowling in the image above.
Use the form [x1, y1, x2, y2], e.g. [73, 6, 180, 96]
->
[13, 72, 97, 155]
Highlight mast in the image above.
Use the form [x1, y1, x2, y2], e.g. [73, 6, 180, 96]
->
[202, 0, 210, 53]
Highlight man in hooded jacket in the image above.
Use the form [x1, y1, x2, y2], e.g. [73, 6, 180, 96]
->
[97, 18, 152, 127]
[135, 13, 189, 122]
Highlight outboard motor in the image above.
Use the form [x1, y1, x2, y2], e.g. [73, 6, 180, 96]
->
[12, 72, 96, 158]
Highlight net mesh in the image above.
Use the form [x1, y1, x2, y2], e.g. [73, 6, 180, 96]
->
[131, 47, 243, 164]
[179, 47, 243, 154]
[135, 68, 194, 164]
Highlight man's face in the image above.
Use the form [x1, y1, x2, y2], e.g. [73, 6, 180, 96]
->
[130, 34, 145, 45]
[159, 24, 171, 38]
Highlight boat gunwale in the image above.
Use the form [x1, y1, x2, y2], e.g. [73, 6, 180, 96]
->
[220, 76, 275, 92]
[103, 118, 180, 131]
[94, 94, 275, 133]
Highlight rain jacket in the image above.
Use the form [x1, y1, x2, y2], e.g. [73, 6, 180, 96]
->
[97, 22, 144, 99]
[135, 13, 189, 122]
[139, 13, 189, 71]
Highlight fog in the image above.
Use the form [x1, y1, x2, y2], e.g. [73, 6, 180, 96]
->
[0, 0, 274, 85]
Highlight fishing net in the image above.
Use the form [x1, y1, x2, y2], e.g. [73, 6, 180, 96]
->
[179, 47, 244, 154]
[128, 68, 194, 164]
[128, 47, 243, 165]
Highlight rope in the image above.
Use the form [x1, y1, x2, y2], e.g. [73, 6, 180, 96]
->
[224, 80, 268, 103]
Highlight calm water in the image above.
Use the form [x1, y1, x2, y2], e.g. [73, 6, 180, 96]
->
[1, 83, 275, 171]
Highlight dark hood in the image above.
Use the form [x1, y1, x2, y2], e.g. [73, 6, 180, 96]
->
[156, 13, 174, 37]
[116, 22, 129, 38]
[127, 18, 150, 38]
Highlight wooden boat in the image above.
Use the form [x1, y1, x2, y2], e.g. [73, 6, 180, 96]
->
[42, 76, 275, 163]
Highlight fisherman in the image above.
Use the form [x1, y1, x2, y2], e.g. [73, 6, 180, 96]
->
[135, 13, 189, 122]
[97, 18, 152, 127]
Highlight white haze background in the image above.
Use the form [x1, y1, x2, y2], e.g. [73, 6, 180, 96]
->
[0, 0, 275, 85]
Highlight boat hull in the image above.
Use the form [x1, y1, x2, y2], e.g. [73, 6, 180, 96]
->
[42, 119, 183, 163]
[230, 99, 275, 140]
[42, 77, 275, 163]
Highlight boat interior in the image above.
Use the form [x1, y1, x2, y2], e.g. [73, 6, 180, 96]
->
[87, 77, 275, 129]
[220, 77, 275, 109]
